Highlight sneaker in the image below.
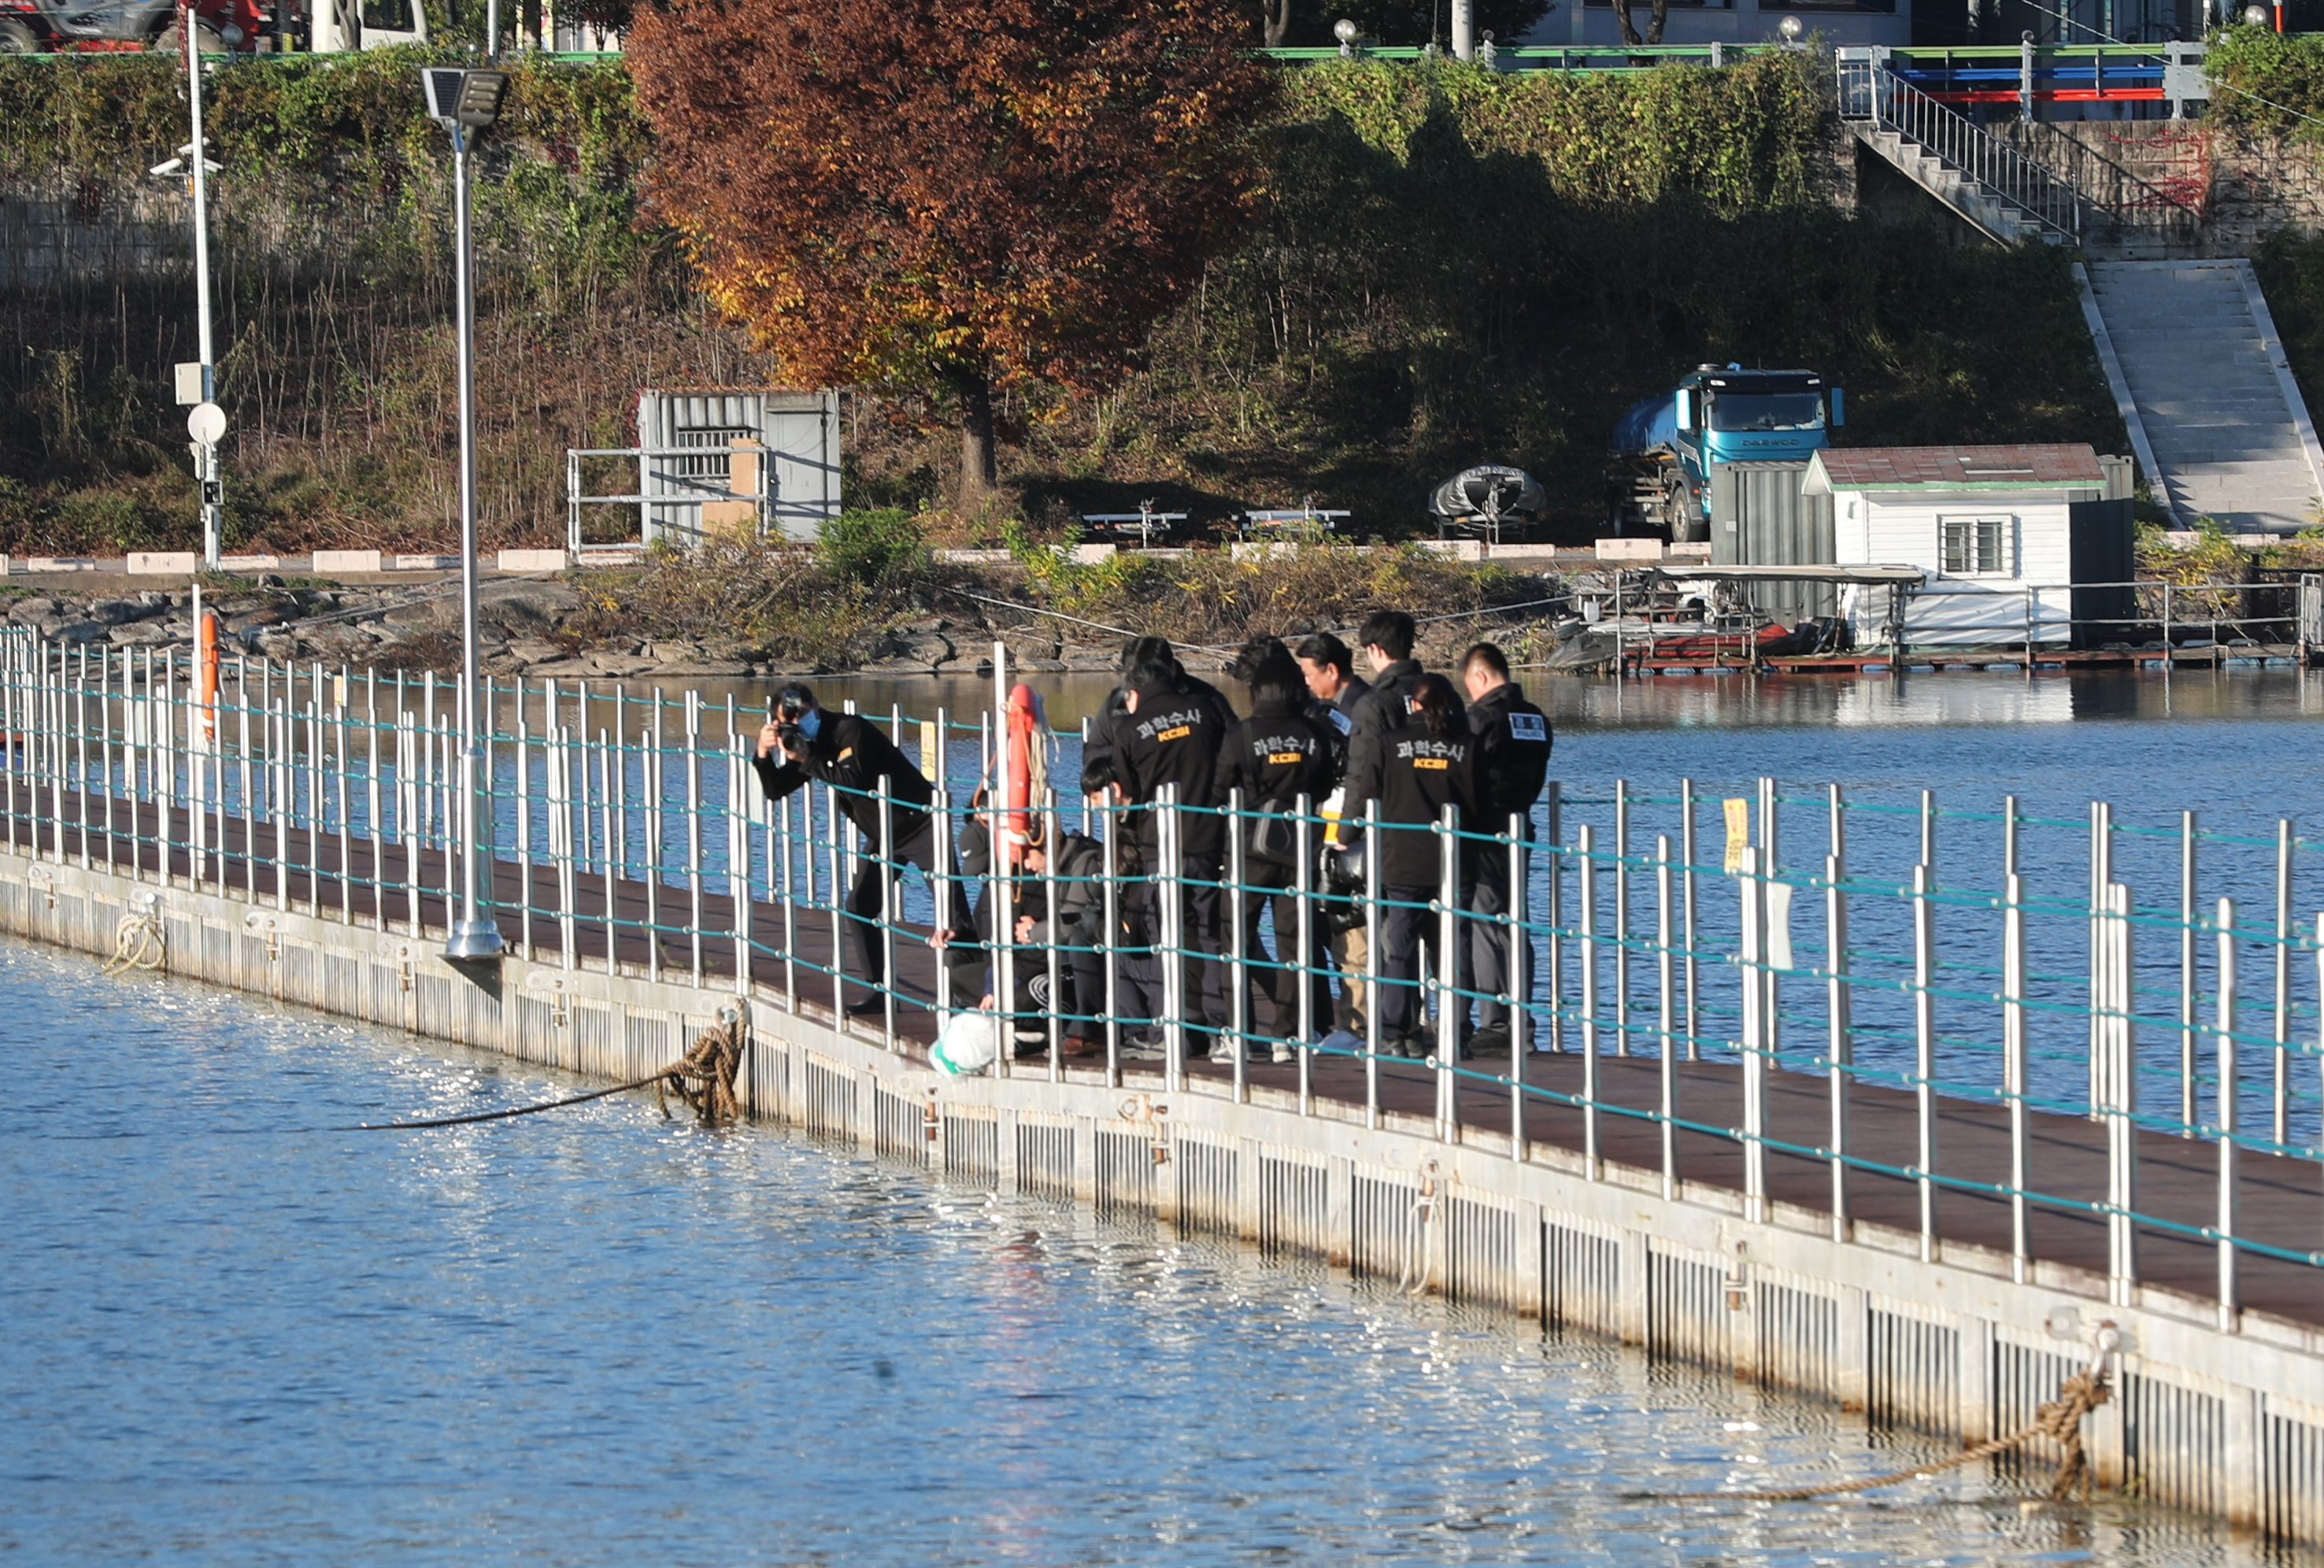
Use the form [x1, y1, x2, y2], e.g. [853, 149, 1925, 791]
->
[1121, 1030, 1168, 1062]
[1467, 1026, 1512, 1058]
[1271, 1039, 1297, 1065]
[1206, 1041, 1248, 1066]
[843, 995, 886, 1018]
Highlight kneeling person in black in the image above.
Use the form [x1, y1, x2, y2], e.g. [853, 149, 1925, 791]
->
[1340, 672, 1485, 1057]
[1212, 654, 1336, 1063]
[753, 685, 978, 1015]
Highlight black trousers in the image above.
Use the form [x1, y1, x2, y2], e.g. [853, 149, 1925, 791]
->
[1126, 850, 1227, 1042]
[1065, 930, 1162, 1040]
[843, 816, 979, 1004]
[1234, 863, 1333, 1041]
[1464, 831, 1532, 1034]
[1375, 883, 1456, 1045]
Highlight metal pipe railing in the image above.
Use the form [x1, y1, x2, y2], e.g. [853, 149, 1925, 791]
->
[2, 627, 2320, 1306]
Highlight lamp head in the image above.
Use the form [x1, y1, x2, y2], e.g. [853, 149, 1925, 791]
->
[420, 68, 509, 135]
[1777, 13, 1804, 39]
[1333, 16, 1359, 42]
[2244, 4, 2268, 22]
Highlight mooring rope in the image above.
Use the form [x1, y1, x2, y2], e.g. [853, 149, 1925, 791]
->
[99, 910, 165, 977]
[1645, 1337, 2115, 1505]
[342, 1011, 748, 1132]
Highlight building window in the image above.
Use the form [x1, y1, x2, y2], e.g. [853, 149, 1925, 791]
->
[1940, 516, 2009, 575]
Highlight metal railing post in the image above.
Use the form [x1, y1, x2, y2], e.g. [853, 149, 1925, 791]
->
[2005, 869, 2030, 1281]
[1296, 792, 1315, 1115]
[878, 775, 897, 1051]
[1578, 823, 1600, 1175]
[2182, 809, 2200, 1134]
[1229, 784, 1249, 1098]
[1741, 844, 1767, 1224]
[1913, 860, 1937, 1261]
[2102, 879, 2139, 1307]
[2218, 899, 2241, 1333]
[1510, 811, 1530, 1159]
[1436, 801, 1459, 1139]
[1656, 833, 1675, 1200]
[1163, 782, 1186, 1094]
[1363, 798, 1382, 1129]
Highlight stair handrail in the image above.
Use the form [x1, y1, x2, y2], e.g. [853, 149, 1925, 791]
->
[1837, 54, 2084, 242]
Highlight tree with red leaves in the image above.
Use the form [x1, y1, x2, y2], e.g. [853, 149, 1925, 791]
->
[627, 0, 1275, 501]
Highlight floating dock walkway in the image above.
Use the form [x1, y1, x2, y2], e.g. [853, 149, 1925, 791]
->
[6, 631, 2323, 1544]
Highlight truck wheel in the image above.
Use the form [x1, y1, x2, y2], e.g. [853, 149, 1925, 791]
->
[1660, 479, 1707, 543]
[0, 18, 40, 50]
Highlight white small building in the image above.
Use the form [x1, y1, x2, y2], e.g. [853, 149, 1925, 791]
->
[1804, 443, 2128, 649]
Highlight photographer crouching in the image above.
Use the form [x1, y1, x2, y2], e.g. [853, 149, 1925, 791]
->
[754, 685, 980, 1017]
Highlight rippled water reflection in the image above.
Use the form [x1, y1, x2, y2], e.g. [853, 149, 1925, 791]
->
[0, 941, 2301, 1565]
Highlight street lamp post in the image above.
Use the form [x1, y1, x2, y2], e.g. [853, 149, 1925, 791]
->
[422, 67, 510, 963]
[150, 0, 228, 569]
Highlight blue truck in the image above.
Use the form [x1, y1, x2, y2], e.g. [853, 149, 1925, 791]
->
[1605, 365, 1842, 541]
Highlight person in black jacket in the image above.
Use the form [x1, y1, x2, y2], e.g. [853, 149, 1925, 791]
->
[1294, 631, 1369, 741]
[1212, 654, 1335, 1061]
[1340, 671, 1486, 1058]
[1349, 608, 1457, 740]
[753, 684, 978, 1015]
[1460, 642, 1553, 1056]
[1080, 635, 1234, 797]
[1294, 631, 1371, 1035]
[1114, 656, 1234, 1059]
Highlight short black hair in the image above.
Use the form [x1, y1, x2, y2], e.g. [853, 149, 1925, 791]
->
[1293, 631, 1353, 675]
[1228, 634, 1289, 683]
[1126, 658, 1180, 698]
[1462, 642, 1510, 681]
[1358, 610, 1415, 661]
[1248, 653, 1305, 711]
[1120, 635, 1175, 673]
[775, 683, 818, 719]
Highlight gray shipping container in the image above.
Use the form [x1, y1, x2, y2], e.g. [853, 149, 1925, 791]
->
[636, 389, 841, 545]
[1708, 460, 1838, 624]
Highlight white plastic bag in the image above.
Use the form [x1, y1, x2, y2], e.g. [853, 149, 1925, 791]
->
[930, 1009, 1004, 1077]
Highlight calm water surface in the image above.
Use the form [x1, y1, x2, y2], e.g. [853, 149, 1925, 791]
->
[0, 939, 2302, 1566]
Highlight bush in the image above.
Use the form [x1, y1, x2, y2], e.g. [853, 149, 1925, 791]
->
[818, 507, 931, 586]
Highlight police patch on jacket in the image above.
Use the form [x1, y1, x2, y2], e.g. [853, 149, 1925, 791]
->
[1508, 712, 1547, 743]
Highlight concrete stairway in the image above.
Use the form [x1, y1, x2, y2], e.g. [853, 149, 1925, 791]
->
[1849, 124, 2060, 245]
[2079, 260, 2324, 533]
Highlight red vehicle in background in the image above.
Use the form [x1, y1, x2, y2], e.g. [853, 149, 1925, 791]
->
[0, 0, 276, 54]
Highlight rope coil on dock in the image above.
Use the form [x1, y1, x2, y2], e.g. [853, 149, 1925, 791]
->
[100, 911, 165, 977]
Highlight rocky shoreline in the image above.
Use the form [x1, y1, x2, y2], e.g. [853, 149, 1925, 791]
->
[9, 570, 1567, 682]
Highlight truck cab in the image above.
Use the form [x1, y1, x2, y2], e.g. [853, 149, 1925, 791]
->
[1608, 366, 1840, 541]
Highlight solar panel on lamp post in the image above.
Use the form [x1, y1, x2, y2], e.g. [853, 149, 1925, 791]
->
[421, 67, 510, 963]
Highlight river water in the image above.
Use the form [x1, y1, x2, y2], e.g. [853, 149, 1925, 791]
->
[0, 934, 2297, 1566]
